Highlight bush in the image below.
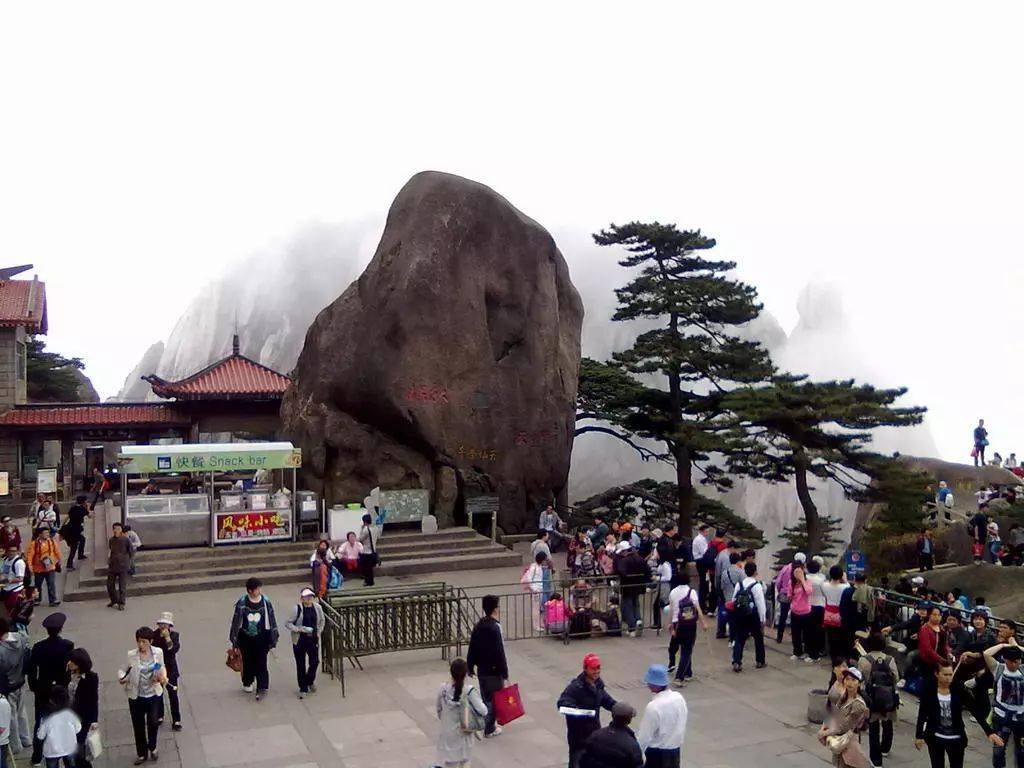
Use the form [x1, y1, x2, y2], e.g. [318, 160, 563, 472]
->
[862, 527, 959, 579]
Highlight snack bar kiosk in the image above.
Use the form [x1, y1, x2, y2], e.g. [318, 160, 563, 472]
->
[117, 442, 302, 547]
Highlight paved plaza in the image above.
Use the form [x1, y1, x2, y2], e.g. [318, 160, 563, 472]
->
[35, 535, 996, 768]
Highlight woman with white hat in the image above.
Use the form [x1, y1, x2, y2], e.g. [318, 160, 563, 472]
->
[283, 588, 324, 699]
[153, 611, 182, 731]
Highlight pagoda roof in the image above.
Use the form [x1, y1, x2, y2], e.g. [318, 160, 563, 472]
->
[0, 403, 187, 428]
[143, 352, 291, 401]
[0, 278, 47, 333]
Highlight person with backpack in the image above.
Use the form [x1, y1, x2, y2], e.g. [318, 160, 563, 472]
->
[283, 588, 324, 699]
[667, 579, 708, 686]
[28, 527, 61, 607]
[433, 657, 487, 768]
[557, 654, 618, 768]
[716, 549, 742, 641]
[774, 552, 805, 644]
[730, 561, 767, 673]
[0, 543, 29, 617]
[856, 632, 899, 767]
[984, 640, 1024, 768]
[227, 577, 279, 701]
[915, 660, 1002, 768]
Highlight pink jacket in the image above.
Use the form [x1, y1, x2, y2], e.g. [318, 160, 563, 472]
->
[789, 579, 813, 615]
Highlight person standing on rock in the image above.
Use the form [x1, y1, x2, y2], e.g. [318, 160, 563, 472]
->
[107, 523, 131, 610]
[466, 595, 508, 739]
[284, 588, 323, 699]
[228, 577, 279, 701]
[974, 418, 988, 466]
[357, 514, 378, 587]
[557, 654, 618, 768]
[539, 505, 565, 552]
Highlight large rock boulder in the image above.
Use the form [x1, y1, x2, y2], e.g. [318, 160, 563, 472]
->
[281, 171, 584, 532]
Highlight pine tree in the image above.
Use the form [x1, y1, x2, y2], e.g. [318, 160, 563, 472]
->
[773, 516, 843, 570]
[725, 375, 926, 555]
[26, 337, 90, 402]
[580, 223, 773, 535]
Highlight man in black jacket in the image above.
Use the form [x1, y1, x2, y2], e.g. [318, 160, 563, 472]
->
[466, 594, 508, 738]
[614, 544, 650, 637]
[558, 654, 618, 768]
[154, 611, 183, 730]
[27, 612, 74, 765]
[580, 701, 643, 768]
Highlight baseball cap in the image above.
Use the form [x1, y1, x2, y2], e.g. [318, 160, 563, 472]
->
[794, 552, 807, 563]
[842, 667, 863, 681]
[583, 653, 601, 670]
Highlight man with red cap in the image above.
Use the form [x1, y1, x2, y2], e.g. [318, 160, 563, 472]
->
[557, 653, 618, 768]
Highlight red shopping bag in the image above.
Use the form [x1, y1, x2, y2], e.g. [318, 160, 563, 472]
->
[493, 683, 525, 726]
[972, 542, 984, 559]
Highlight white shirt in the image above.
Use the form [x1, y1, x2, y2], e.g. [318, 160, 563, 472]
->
[732, 577, 767, 623]
[667, 584, 699, 625]
[807, 572, 827, 608]
[637, 689, 688, 752]
[691, 534, 709, 561]
[37, 708, 81, 758]
[1, 555, 25, 594]
[656, 562, 672, 583]
[821, 581, 849, 609]
[0, 694, 9, 746]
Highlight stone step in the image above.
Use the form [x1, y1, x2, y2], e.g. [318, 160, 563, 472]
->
[88, 538, 508, 579]
[64, 549, 523, 602]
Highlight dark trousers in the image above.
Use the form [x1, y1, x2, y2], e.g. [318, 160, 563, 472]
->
[732, 615, 765, 666]
[34, 571, 58, 604]
[239, 635, 270, 692]
[75, 724, 93, 768]
[919, 552, 935, 571]
[644, 746, 681, 768]
[31, 695, 49, 764]
[569, 747, 584, 768]
[806, 606, 825, 660]
[992, 716, 1024, 768]
[868, 719, 893, 766]
[716, 602, 732, 640]
[673, 625, 697, 680]
[293, 636, 319, 692]
[157, 673, 181, 724]
[621, 593, 640, 630]
[775, 600, 790, 643]
[826, 626, 850, 660]
[106, 570, 127, 606]
[478, 674, 503, 736]
[696, 562, 710, 611]
[66, 534, 83, 568]
[790, 610, 809, 657]
[128, 695, 161, 757]
[358, 553, 375, 586]
[927, 735, 965, 768]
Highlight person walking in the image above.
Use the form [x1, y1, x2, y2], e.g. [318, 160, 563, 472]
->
[915, 661, 1002, 768]
[775, 552, 805, 644]
[636, 664, 688, 767]
[106, 523, 131, 611]
[816, 667, 870, 768]
[88, 468, 108, 511]
[666, 580, 707, 686]
[61, 497, 89, 572]
[557, 654, 618, 768]
[919, 606, 953, 679]
[0, 617, 32, 757]
[27, 613, 73, 767]
[120, 627, 166, 765]
[32, 500, 58, 540]
[730, 561, 767, 673]
[466, 595, 507, 739]
[973, 419, 988, 467]
[36, 685, 80, 768]
[856, 632, 899, 767]
[579, 701, 643, 768]
[67, 648, 99, 768]
[357, 514, 378, 586]
[789, 562, 813, 661]
[716, 549, 742, 642]
[152, 612, 182, 730]
[433, 657, 488, 768]
[228, 577, 279, 701]
[28, 527, 61, 607]
[284, 588, 323, 699]
[983, 640, 1024, 768]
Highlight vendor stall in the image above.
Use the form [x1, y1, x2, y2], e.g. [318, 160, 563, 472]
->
[117, 442, 302, 547]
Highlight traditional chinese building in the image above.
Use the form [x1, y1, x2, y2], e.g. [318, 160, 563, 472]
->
[0, 334, 291, 499]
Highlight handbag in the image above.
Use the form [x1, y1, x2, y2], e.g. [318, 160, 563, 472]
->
[823, 604, 842, 628]
[459, 685, 487, 734]
[225, 646, 243, 673]
[86, 727, 104, 760]
[493, 683, 525, 726]
[826, 731, 853, 755]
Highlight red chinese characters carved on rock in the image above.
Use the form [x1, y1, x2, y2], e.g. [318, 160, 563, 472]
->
[403, 385, 450, 404]
[456, 445, 498, 462]
[514, 429, 556, 447]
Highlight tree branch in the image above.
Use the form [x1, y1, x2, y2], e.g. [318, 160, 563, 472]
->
[573, 425, 674, 464]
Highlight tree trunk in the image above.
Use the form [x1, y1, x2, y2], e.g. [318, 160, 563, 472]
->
[675, 444, 695, 537]
[793, 447, 823, 555]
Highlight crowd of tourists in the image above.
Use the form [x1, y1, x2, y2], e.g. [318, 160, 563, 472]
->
[972, 418, 1024, 479]
[304, 513, 380, 597]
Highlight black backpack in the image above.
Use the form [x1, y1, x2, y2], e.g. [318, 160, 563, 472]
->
[733, 581, 756, 617]
[676, 587, 698, 627]
[866, 655, 898, 713]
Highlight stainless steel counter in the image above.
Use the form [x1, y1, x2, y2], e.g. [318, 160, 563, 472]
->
[124, 493, 211, 548]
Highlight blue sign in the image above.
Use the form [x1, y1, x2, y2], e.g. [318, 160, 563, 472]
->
[157, 456, 171, 471]
[845, 550, 867, 578]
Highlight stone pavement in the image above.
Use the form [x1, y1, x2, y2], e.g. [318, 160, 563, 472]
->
[31, 529, 996, 767]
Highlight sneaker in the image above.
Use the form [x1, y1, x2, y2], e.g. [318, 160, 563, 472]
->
[255, 691, 264, 701]
[805, 657, 817, 663]
[150, 750, 159, 762]
[242, 683, 255, 693]
[635, 623, 644, 638]
[172, 722, 182, 731]
[732, 663, 742, 673]
[66, 565, 75, 571]
[107, 602, 116, 608]
[667, 664, 677, 673]
[298, 691, 305, 699]
[790, 655, 799, 661]
[79, 555, 88, 560]
[133, 757, 148, 766]
[49, 601, 61, 607]
[309, 683, 317, 693]
[755, 662, 767, 669]
[728, 641, 734, 648]
[896, 680, 906, 689]
[118, 604, 125, 611]
[484, 725, 503, 739]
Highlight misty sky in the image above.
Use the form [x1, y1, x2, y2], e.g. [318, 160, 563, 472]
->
[1, 2, 1021, 464]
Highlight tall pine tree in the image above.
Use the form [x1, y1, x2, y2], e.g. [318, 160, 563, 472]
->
[582, 223, 773, 535]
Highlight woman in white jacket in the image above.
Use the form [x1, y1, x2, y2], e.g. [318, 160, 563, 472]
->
[120, 626, 167, 765]
[521, 552, 546, 631]
[435, 658, 487, 768]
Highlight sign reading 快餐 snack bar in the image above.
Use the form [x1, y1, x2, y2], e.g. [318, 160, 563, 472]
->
[117, 444, 301, 475]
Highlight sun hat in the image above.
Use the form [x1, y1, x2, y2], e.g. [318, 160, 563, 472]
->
[643, 664, 670, 688]
[300, 587, 316, 598]
[156, 612, 174, 626]
[794, 552, 807, 563]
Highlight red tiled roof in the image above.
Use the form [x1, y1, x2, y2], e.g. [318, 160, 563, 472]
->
[0, 403, 188, 427]
[0, 279, 47, 333]
[144, 355, 291, 400]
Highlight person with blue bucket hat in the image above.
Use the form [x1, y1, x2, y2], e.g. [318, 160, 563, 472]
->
[636, 664, 688, 767]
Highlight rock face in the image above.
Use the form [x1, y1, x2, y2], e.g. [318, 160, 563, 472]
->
[281, 171, 584, 532]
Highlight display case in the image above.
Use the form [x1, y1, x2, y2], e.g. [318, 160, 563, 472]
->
[125, 493, 211, 548]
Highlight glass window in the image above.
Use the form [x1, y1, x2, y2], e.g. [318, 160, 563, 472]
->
[15, 342, 25, 382]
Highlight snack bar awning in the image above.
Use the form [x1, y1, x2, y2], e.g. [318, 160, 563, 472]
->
[117, 442, 301, 474]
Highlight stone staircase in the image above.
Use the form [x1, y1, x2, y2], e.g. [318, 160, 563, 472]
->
[65, 526, 521, 601]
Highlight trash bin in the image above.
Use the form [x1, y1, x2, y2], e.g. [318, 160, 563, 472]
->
[807, 688, 829, 724]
